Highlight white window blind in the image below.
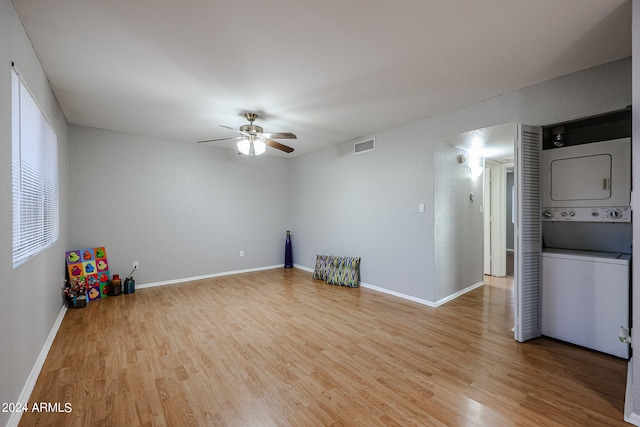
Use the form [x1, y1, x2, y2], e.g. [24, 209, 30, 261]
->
[12, 67, 59, 268]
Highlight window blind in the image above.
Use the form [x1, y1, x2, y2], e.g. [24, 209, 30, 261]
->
[12, 67, 59, 267]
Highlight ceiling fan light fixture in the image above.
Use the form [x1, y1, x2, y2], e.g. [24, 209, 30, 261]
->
[237, 138, 266, 156]
[237, 139, 251, 155]
[253, 139, 266, 155]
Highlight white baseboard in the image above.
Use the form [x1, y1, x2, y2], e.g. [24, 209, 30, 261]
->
[295, 264, 436, 306]
[434, 281, 485, 307]
[142, 264, 483, 310]
[359, 282, 436, 307]
[293, 264, 313, 273]
[136, 264, 284, 289]
[296, 263, 482, 308]
[361, 281, 483, 308]
[7, 304, 67, 427]
[625, 359, 640, 425]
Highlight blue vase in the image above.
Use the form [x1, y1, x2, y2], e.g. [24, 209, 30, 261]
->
[284, 231, 293, 268]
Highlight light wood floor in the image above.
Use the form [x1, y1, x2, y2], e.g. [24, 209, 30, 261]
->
[20, 269, 628, 426]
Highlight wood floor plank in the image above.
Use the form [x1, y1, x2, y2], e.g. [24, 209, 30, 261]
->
[18, 269, 628, 426]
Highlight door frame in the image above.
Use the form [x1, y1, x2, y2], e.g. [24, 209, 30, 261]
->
[483, 159, 509, 277]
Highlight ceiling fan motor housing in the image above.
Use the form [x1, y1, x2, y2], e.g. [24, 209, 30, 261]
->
[239, 124, 264, 136]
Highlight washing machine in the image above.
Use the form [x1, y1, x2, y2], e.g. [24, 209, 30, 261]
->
[541, 248, 630, 358]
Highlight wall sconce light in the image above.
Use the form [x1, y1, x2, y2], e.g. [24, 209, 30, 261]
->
[458, 153, 484, 178]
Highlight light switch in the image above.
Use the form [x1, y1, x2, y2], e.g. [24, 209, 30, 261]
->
[418, 203, 425, 213]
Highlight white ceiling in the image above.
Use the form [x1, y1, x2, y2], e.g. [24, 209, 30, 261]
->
[441, 122, 517, 164]
[12, 0, 631, 157]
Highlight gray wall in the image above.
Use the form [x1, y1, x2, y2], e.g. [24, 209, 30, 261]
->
[291, 57, 631, 304]
[434, 142, 484, 302]
[0, 1, 70, 425]
[291, 126, 435, 301]
[69, 126, 292, 284]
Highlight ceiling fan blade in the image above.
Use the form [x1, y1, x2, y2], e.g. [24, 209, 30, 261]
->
[264, 139, 294, 153]
[263, 132, 297, 139]
[220, 124, 252, 137]
[196, 136, 244, 144]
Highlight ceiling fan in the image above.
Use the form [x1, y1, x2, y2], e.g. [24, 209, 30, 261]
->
[197, 113, 296, 155]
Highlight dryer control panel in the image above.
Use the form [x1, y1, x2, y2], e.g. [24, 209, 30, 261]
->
[541, 207, 631, 222]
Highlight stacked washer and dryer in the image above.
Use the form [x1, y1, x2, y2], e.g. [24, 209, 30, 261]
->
[541, 133, 631, 359]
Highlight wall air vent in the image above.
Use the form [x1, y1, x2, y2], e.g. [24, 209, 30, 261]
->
[354, 138, 375, 155]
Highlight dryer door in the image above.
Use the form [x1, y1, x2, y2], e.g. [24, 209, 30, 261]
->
[550, 154, 611, 202]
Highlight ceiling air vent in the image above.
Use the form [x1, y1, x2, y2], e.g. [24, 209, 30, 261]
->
[354, 138, 375, 155]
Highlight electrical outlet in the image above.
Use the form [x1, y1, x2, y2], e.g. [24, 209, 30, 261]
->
[240, 250, 245, 257]
[133, 261, 139, 269]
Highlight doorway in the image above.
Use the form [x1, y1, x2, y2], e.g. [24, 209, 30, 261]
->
[506, 167, 514, 277]
[483, 160, 513, 277]
[442, 122, 517, 278]
[442, 123, 554, 343]
[488, 165, 516, 278]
